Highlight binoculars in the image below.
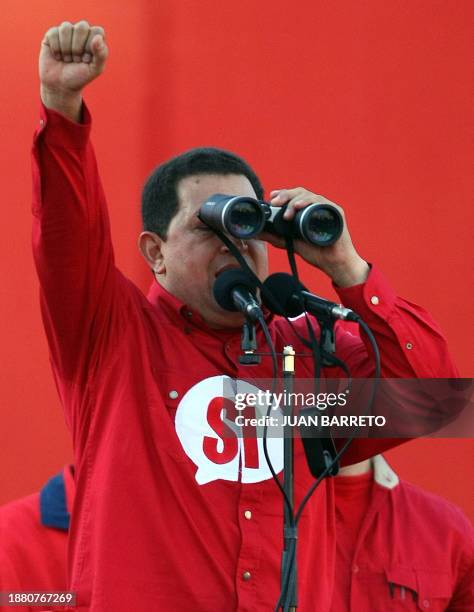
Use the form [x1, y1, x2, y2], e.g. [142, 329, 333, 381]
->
[198, 194, 343, 247]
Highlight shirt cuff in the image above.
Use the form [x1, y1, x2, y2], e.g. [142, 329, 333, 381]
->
[334, 264, 397, 322]
[35, 101, 92, 149]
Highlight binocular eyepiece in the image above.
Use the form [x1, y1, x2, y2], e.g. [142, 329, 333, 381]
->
[198, 193, 343, 247]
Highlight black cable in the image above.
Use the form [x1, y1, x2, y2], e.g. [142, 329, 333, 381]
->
[295, 316, 381, 523]
[284, 235, 300, 282]
[272, 315, 381, 612]
[204, 224, 297, 518]
[206, 221, 377, 610]
[266, 244, 380, 606]
[207, 226, 264, 289]
[275, 322, 380, 607]
[273, 537, 296, 612]
[278, 311, 380, 608]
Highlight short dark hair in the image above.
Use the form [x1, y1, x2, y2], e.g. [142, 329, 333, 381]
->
[141, 147, 264, 238]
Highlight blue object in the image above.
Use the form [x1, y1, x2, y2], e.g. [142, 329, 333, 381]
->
[39, 471, 70, 531]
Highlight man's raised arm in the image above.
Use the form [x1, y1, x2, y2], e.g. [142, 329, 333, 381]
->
[33, 22, 120, 386]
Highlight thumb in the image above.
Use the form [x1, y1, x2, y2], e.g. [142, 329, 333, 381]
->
[39, 38, 55, 61]
[90, 34, 108, 70]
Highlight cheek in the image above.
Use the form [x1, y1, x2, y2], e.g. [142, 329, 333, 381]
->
[172, 242, 216, 275]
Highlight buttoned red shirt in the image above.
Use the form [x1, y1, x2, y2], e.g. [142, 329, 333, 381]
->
[31, 104, 458, 611]
[332, 457, 474, 612]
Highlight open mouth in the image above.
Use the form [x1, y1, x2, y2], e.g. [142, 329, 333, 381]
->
[214, 264, 242, 278]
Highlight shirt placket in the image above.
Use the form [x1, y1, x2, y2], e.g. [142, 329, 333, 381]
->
[350, 487, 388, 611]
[235, 482, 265, 611]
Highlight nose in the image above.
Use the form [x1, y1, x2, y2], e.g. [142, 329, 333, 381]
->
[220, 238, 249, 253]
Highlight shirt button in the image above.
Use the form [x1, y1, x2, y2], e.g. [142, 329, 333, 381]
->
[168, 390, 179, 399]
[186, 311, 193, 318]
[39, 119, 45, 126]
[370, 295, 379, 305]
[244, 510, 252, 520]
[406, 342, 413, 350]
[352, 564, 359, 573]
[422, 600, 430, 608]
[242, 571, 251, 581]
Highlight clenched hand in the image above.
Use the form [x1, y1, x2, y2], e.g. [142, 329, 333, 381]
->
[39, 20, 108, 121]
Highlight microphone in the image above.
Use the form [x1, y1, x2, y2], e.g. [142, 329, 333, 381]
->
[262, 273, 359, 322]
[213, 269, 263, 323]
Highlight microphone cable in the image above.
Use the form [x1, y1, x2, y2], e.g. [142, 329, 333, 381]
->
[276, 318, 381, 611]
[207, 222, 381, 611]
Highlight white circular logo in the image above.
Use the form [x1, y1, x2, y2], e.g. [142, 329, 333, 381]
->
[175, 376, 283, 485]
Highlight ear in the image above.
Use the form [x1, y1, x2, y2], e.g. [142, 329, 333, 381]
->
[138, 231, 166, 275]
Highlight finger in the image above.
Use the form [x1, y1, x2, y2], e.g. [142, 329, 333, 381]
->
[43, 27, 61, 60]
[284, 193, 323, 219]
[269, 189, 292, 205]
[270, 187, 306, 206]
[89, 33, 109, 71]
[58, 21, 74, 62]
[285, 193, 341, 220]
[71, 20, 90, 63]
[85, 26, 105, 55]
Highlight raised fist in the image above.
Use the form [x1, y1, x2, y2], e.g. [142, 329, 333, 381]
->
[39, 21, 108, 119]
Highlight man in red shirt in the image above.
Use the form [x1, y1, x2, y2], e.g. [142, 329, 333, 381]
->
[0, 466, 74, 612]
[332, 456, 474, 611]
[32, 21, 459, 610]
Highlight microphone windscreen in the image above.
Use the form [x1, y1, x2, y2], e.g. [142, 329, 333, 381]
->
[213, 269, 258, 312]
[262, 273, 305, 317]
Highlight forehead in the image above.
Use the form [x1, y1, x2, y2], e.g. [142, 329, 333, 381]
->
[176, 174, 258, 222]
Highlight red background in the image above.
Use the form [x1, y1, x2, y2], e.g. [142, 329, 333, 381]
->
[1, 1, 472, 519]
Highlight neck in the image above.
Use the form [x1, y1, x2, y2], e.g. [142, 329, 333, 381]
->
[337, 459, 372, 477]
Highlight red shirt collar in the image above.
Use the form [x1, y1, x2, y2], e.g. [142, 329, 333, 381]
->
[146, 280, 273, 339]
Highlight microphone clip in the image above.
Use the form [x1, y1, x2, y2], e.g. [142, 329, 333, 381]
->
[239, 318, 261, 365]
[319, 318, 337, 367]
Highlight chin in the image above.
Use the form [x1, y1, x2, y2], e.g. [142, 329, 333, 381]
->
[208, 311, 245, 330]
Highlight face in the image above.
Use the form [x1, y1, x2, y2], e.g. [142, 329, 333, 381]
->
[143, 174, 268, 329]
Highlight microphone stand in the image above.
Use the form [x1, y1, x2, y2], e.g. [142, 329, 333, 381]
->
[281, 346, 297, 611]
[236, 326, 335, 605]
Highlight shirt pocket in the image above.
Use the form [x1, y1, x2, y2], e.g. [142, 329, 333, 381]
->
[155, 370, 241, 473]
[385, 566, 452, 611]
[145, 369, 191, 464]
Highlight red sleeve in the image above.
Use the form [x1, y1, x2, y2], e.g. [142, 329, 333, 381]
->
[31, 103, 122, 389]
[324, 266, 459, 465]
[333, 265, 459, 378]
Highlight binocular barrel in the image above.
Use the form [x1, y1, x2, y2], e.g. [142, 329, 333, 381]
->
[198, 194, 343, 247]
[198, 194, 267, 239]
